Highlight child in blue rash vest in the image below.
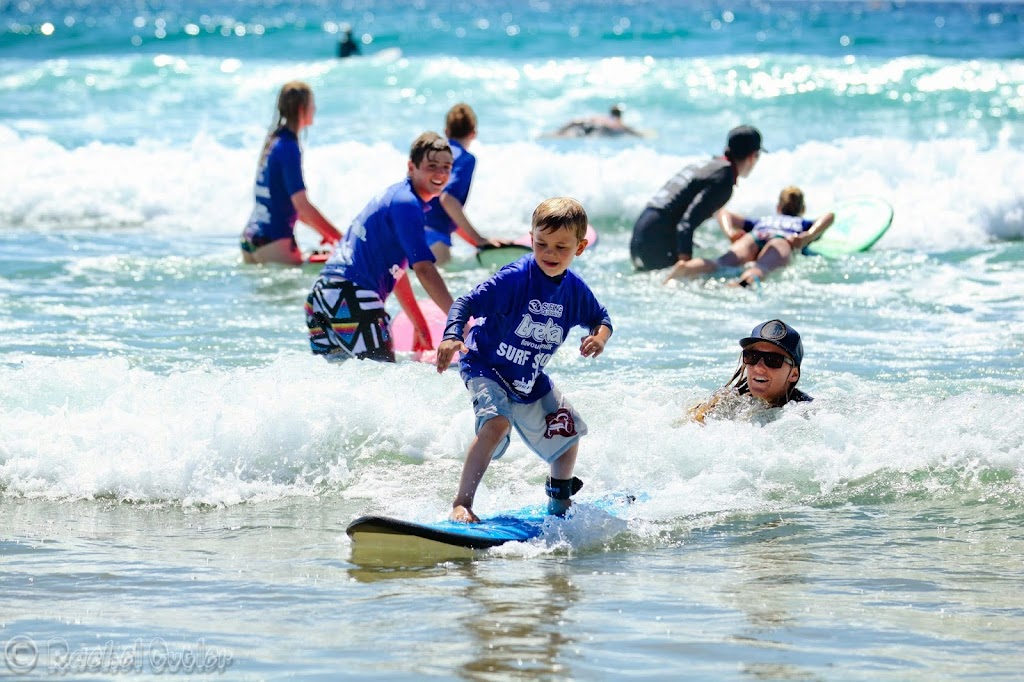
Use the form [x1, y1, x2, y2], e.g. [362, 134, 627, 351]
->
[305, 132, 457, 361]
[435, 197, 613, 523]
[241, 81, 342, 266]
[423, 103, 503, 266]
[662, 186, 835, 287]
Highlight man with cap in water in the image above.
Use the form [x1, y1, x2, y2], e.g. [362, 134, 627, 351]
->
[630, 125, 764, 272]
[688, 319, 811, 424]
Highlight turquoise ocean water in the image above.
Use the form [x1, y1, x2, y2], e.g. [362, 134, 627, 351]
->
[2, 1, 1024, 678]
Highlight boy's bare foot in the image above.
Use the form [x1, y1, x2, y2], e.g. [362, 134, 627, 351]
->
[449, 505, 481, 523]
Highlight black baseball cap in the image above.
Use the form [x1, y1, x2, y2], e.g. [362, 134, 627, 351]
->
[740, 319, 802, 367]
[726, 125, 765, 158]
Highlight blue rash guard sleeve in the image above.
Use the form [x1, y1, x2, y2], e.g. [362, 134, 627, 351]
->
[279, 140, 306, 197]
[392, 196, 436, 267]
[442, 262, 517, 341]
[582, 293, 613, 337]
[446, 152, 475, 206]
[443, 296, 472, 342]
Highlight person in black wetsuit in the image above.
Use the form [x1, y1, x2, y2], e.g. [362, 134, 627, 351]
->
[337, 25, 360, 58]
[630, 125, 764, 271]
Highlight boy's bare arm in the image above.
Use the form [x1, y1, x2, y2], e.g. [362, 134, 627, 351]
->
[411, 260, 455, 313]
[716, 208, 747, 242]
[791, 212, 836, 249]
[439, 192, 501, 248]
[394, 275, 432, 351]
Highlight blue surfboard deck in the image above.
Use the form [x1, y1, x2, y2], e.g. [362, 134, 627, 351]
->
[347, 494, 635, 562]
[805, 196, 894, 257]
[348, 509, 546, 550]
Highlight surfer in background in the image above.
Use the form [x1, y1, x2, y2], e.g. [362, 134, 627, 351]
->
[547, 104, 643, 138]
[424, 103, 505, 265]
[630, 125, 764, 272]
[435, 198, 613, 523]
[337, 25, 360, 58]
[241, 81, 342, 266]
[662, 186, 835, 287]
[689, 319, 812, 424]
[305, 132, 456, 361]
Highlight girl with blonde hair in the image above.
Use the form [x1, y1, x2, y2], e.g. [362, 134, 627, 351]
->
[241, 81, 341, 265]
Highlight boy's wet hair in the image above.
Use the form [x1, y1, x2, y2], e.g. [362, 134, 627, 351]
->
[777, 186, 805, 216]
[445, 103, 477, 140]
[532, 197, 589, 241]
[409, 132, 452, 166]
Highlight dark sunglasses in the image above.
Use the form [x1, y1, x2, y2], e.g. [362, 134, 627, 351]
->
[742, 348, 794, 369]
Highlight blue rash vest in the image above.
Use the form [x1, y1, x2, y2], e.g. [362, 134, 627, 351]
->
[423, 138, 476, 236]
[245, 129, 306, 243]
[320, 177, 436, 300]
[443, 254, 613, 403]
[743, 214, 814, 243]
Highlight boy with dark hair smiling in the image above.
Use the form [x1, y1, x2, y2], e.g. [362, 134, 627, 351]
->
[306, 132, 456, 361]
[435, 197, 613, 523]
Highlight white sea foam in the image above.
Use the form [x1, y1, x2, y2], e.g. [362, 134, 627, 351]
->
[2, 125, 1022, 249]
[2, 352, 1021, 510]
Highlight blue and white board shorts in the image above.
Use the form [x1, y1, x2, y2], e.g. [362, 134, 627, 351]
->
[466, 376, 588, 464]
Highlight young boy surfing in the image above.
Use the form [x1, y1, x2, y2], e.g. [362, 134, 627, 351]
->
[434, 198, 613, 523]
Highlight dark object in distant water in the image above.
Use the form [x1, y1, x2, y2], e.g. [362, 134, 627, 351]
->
[545, 104, 644, 138]
[337, 27, 360, 58]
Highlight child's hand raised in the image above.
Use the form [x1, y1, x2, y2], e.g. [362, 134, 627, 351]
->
[579, 334, 606, 358]
[435, 338, 467, 373]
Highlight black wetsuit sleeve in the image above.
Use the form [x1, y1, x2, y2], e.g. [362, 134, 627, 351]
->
[789, 388, 814, 403]
[675, 180, 733, 256]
